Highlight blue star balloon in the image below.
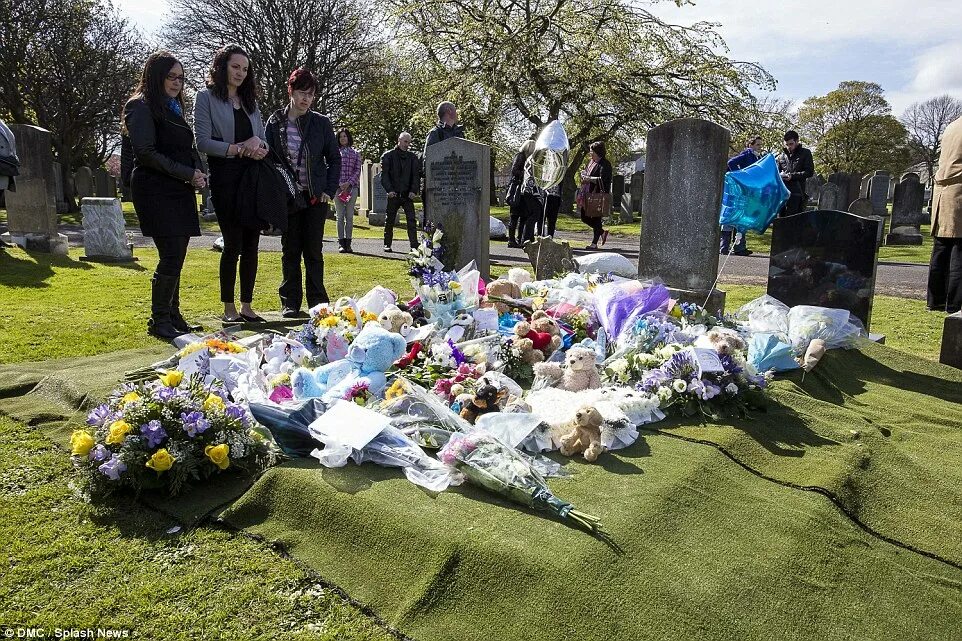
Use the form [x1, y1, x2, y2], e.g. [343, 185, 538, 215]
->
[719, 153, 790, 234]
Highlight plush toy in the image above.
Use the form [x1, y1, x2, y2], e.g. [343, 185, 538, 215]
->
[482, 279, 523, 316]
[290, 322, 407, 403]
[511, 324, 549, 364]
[378, 305, 413, 337]
[701, 328, 747, 356]
[513, 310, 563, 361]
[559, 406, 604, 462]
[459, 383, 506, 425]
[507, 267, 532, 288]
[533, 346, 601, 392]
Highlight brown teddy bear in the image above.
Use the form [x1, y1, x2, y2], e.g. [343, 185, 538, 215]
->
[533, 346, 601, 392]
[459, 384, 506, 425]
[482, 279, 523, 316]
[705, 328, 746, 356]
[513, 310, 563, 362]
[378, 305, 414, 337]
[560, 406, 604, 462]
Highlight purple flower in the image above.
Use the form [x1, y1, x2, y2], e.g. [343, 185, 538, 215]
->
[447, 339, 466, 366]
[108, 382, 137, 403]
[88, 444, 110, 462]
[154, 385, 178, 402]
[719, 354, 743, 375]
[86, 404, 116, 427]
[181, 411, 210, 438]
[141, 420, 167, 448]
[209, 387, 229, 402]
[224, 403, 249, 426]
[639, 369, 671, 392]
[663, 350, 697, 379]
[98, 454, 127, 481]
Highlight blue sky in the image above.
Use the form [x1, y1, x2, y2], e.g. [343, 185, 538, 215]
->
[116, 0, 962, 114]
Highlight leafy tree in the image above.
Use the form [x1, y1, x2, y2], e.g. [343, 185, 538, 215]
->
[901, 95, 962, 187]
[161, 0, 382, 118]
[387, 0, 774, 209]
[0, 0, 145, 210]
[798, 81, 910, 176]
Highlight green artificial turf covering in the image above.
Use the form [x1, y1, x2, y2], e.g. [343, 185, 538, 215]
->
[1, 342, 960, 640]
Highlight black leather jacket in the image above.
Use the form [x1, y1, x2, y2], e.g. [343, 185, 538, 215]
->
[265, 108, 341, 199]
[777, 145, 815, 195]
[380, 147, 420, 197]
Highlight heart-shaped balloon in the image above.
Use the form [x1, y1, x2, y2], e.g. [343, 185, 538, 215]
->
[526, 120, 570, 191]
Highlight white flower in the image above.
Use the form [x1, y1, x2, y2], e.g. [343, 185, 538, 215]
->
[672, 379, 688, 393]
[657, 387, 673, 402]
[725, 383, 739, 395]
[608, 358, 629, 375]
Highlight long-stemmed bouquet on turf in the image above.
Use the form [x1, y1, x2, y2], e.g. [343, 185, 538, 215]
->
[71, 371, 276, 497]
[124, 336, 249, 383]
[439, 429, 604, 534]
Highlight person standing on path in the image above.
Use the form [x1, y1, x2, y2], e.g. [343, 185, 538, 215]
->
[577, 141, 612, 250]
[334, 128, 360, 253]
[381, 132, 420, 252]
[721, 135, 764, 255]
[927, 115, 962, 313]
[265, 67, 340, 318]
[195, 44, 270, 324]
[776, 130, 814, 217]
[506, 140, 534, 247]
[123, 51, 206, 340]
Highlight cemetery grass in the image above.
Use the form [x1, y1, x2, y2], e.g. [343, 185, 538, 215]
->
[0, 246, 949, 634]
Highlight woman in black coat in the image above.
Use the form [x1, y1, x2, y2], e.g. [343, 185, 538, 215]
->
[507, 140, 534, 247]
[577, 140, 613, 249]
[123, 50, 206, 340]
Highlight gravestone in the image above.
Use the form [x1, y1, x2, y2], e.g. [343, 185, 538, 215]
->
[817, 183, 842, 211]
[369, 165, 387, 226]
[886, 173, 925, 245]
[612, 175, 631, 223]
[849, 198, 883, 244]
[93, 168, 110, 197]
[806, 175, 826, 204]
[106, 175, 117, 198]
[828, 171, 859, 213]
[867, 172, 891, 216]
[767, 210, 881, 329]
[51, 161, 68, 214]
[358, 160, 372, 217]
[80, 197, 133, 262]
[638, 118, 729, 311]
[859, 174, 872, 199]
[629, 171, 644, 213]
[940, 312, 962, 370]
[0, 125, 68, 254]
[200, 186, 216, 221]
[523, 236, 576, 280]
[75, 166, 94, 199]
[424, 137, 491, 278]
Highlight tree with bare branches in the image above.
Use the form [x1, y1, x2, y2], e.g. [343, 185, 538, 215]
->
[0, 0, 145, 210]
[901, 95, 962, 187]
[388, 0, 774, 208]
[161, 0, 382, 118]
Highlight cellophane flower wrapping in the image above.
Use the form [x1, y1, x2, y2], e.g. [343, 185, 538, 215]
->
[376, 377, 472, 448]
[72, 373, 276, 498]
[438, 429, 603, 533]
[593, 280, 671, 347]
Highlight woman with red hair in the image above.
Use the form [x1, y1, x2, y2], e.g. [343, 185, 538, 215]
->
[265, 67, 341, 318]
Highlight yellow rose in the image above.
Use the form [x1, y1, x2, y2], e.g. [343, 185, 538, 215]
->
[146, 448, 175, 473]
[321, 316, 339, 328]
[105, 420, 132, 445]
[385, 379, 406, 400]
[159, 370, 184, 387]
[203, 394, 226, 412]
[361, 311, 378, 323]
[70, 430, 95, 456]
[205, 444, 230, 470]
[120, 391, 140, 406]
[449, 281, 462, 291]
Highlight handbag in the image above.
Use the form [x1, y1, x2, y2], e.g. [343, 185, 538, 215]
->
[272, 161, 307, 213]
[583, 190, 611, 218]
[0, 154, 20, 178]
[504, 176, 521, 207]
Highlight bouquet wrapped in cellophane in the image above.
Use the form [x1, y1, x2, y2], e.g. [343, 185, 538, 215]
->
[439, 429, 604, 534]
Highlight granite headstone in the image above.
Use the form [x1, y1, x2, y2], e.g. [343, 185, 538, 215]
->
[612, 174, 631, 223]
[629, 171, 644, 213]
[80, 197, 133, 262]
[369, 165, 387, 226]
[51, 161, 68, 214]
[358, 160, 373, 217]
[940, 312, 962, 370]
[638, 117, 729, 311]
[867, 172, 891, 216]
[886, 173, 925, 245]
[817, 182, 842, 211]
[523, 236, 576, 280]
[0, 125, 68, 254]
[424, 137, 490, 278]
[806, 175, 826, 204]
[767, 209, 881, 328]
[93, 168, 110, 197]
[828, 171, 859, 212]
[74, 166, 94, 199]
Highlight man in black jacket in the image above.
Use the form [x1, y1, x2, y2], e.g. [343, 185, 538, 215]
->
[777, 130, 815, 216]
[380, 132, 420, 251]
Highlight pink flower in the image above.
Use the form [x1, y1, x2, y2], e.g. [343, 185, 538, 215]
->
[269, 386, 293, 403]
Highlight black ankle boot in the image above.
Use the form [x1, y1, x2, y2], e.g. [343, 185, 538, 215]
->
[169, 276, 202, 333]
[148, 273, 185, 340]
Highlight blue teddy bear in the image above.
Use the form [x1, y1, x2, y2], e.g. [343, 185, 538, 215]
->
[290, 322, 407, 403]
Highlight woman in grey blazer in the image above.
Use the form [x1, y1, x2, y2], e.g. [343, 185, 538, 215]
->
[195, 44, 270, 323]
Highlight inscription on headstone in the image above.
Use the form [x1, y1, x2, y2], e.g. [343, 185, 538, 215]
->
[767, 210, 880, 328]
[424, 138, 490, 278]
[867, 173, 891, 216]
[817, 183, 842, 211]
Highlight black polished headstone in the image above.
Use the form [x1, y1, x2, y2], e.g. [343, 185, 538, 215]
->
[767, 209, 880, 329]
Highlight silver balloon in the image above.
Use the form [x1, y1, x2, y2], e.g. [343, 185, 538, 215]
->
[526, 120, 570, 191]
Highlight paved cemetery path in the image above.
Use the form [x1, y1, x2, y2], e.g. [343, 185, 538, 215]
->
[44, 223, 930, 300]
